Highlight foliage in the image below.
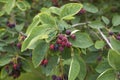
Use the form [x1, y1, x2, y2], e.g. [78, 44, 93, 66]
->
[0, 0, 120, 80]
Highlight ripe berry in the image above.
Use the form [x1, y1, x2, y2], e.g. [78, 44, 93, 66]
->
[70, 34, 76, 40]
[50, 44, 54, 50]
[52, 75, 57, 80]
[109, 32, 114, 35]
[54, 44, 59, 51]
[59, 46, 64, 52]
[16, 43, 21, 49]
[116, 36, 120, 40]
[79, 8, 86, 14]
[7, 22, 15, 28]
[13, 64, 18, 70]
[66, 30, 71, 35]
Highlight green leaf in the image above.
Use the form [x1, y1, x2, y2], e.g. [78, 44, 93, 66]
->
[21, 60, 32, 72]
[108, 49, 120, 70]
[0, 11, 5, 17]
[88, 20, 104, 29]
[1, 67, 8, 79]
[0, 56, 11, 66]
[15, 23, 24, 32]
[4, 0, 15, 14]
[95, 59, 111, 73]
[95, 40, 105, 49]
[26, 15, 40, 35]
[42, 56, 58, 76]
[49, 7, 60, 15]
[39, 13, 56, 26]
[32, 41, 49, 68]
[16, 1, 28, 11]
[112, 14, 120, 26]
[101, 16, 110, 25]
[22, 25, 51, 51]
[68, 58, 80, 80]
[111, 26, 120, 32]
[70, 32, 93, 48]
[110, 38, 120, 53]
[75, 55, 86, 80]
[97, 69, 116, 80]
[83, 3, 98, 13]
[60, 3, 83, 20]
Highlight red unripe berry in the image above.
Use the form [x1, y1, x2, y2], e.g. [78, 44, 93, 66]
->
[66, 30, 71, 35]
[43, 59, 48, 65]
[61, 42, 66, 47]
[56, 39, 62, 44]
[50, 44, 54, 50]
[62, 37, 68, 42]
[59, 46, 64, 52]
[66, 42, 72, 48]
[79, 8, 86, 14]
[70, 34, 76, 40]
[13, 64, 18, 70]
[58, 34, 64, 40]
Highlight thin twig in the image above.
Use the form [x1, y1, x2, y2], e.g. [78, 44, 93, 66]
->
[98, 29, 114, 49]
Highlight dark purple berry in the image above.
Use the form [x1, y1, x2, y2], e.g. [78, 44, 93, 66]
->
[70, 34, 76, 40]
[52, 75, 57, 80]
[56, 77, 62, 80]
[16, 43, 21, 49]
[109, 32, 114, 35]
[66, 30, 71, 35]
[79, 8, 86, 14]
[116, 36, 120, 40]
[54, 44, 59, 51]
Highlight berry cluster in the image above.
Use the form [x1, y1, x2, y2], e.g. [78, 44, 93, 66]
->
[50, 30, 76, 52]
[7, 21, 15, 28]
[5, 59, 22, 79]
[40, 59, 48, 67]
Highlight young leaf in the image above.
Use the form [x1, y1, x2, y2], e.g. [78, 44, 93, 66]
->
[112, 14, 120, 26]
[69, 32, 93, 48]
[16, 1, 27, 11]
[22, 25, 51, 51]
[60, 3, 83, 20]
[97, 69, 116, 80]
[21, 60, 32, 72]
[102, 16, 110, 25]
[83, 3, 98, 13]
[110, 38, 120, 53]
[0, 56, 11, 66]
[108, 49, 120, 70]
[4, 0, 15, 14]
[32, 41, 49, 68]
[39, 13, 56, 27]
[95, 40, 105, 49]
[1, 67, 8, 79]
[88, 20, 104, 29]
[68, 58, 80, 80]
[26, 15, 40, 35]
